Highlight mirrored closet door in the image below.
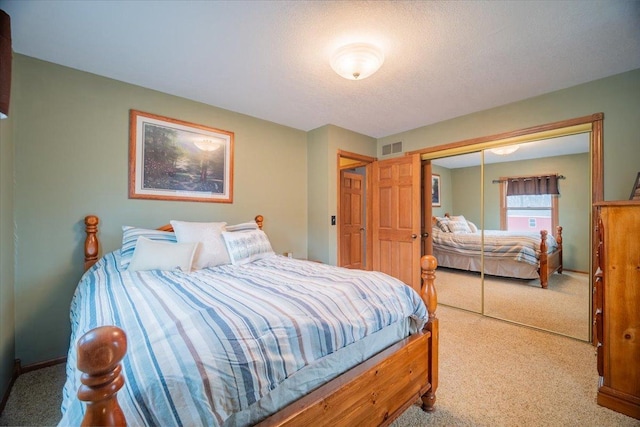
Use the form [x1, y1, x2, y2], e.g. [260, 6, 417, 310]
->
[428, 133, 592, 341]
[482, 136, 591, 341]
[431, 151, 483, 314]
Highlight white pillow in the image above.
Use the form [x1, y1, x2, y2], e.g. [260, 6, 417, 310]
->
[170, 220, 230, 269]
[120, 226, 177, 268]
[128, 237, 197, 272]
[222, 229, 275, 265]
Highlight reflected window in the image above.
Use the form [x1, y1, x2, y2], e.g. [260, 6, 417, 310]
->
[504, 194, 557, 232]
[500, 182, 559, 232]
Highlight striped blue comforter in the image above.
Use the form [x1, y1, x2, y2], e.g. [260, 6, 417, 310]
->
[432, 228, 558, 265]
[60, 252, 427, 426]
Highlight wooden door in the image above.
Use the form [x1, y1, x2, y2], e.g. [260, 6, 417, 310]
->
[372, 154, 422, 292]
[340, 170, 364, 269]
[422, 161, 433, 256]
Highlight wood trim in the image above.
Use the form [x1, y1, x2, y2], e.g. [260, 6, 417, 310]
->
[591, 118, 604, 204]
[594, 200, 640, 207]
[421, 161, 433, 256]
[598, 386, 640, 420]
[20, 356, 66, 374]
[407, 113, 602, 157]
[591, 117, 604, 346]
[337, 149, 377, 163]
[366, 163, 374, 270]
[499, 178, 507, 230]
[551, 196, 559, 233]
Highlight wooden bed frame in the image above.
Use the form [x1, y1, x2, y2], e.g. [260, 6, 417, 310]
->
[76, 214, 439, 426]
[432, 213, 563, 289]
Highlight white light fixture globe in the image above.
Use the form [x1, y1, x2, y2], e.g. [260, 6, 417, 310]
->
[490, 145, 519, 156]
[330, 42, 384, 80]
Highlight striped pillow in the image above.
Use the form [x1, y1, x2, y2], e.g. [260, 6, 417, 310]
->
[225, 221, 259, 232]
[434, 217, 451, 232]
[222, 229, 275, 265]
[447, 215, 472, 233]
[121, 226, 177, 269]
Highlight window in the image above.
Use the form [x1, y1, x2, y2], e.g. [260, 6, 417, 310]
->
[500, 180, 559, 233]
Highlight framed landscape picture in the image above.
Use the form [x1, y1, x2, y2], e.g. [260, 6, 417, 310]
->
[129, 110, 234, 203]
[432, 174, 441, 206]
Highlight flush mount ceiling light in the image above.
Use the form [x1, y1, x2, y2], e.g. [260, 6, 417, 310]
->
[490, 146, 520, 156]
[330, 42, 384, 80]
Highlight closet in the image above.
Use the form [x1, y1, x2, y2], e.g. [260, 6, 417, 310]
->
[405, 113, 604, 341]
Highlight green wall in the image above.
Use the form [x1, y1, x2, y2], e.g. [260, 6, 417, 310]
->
[307, 126, 330, 263]
[12, 55, 308, 365]
[307, 125, 376, 265]
[0, 99, 15, 399]
[378, 68, 640, 202]
[431, 164, 454, 217]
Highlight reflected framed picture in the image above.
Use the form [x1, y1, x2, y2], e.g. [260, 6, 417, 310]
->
[432, 174, 441, 207]
[129, 110, 234, 203]
[630, 172, 640, 201]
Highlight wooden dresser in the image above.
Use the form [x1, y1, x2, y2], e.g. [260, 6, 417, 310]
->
[593, 201, 640, 420]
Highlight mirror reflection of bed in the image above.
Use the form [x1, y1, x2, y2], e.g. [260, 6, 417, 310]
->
[429, 134, 591, 341]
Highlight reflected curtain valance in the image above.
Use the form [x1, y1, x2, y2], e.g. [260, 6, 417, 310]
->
[506, 174, 560, 196]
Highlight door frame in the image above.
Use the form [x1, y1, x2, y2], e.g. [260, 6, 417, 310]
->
[337, 150, 377, 270]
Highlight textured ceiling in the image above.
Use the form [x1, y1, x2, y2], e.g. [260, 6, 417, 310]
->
[3, 1, 640, 138]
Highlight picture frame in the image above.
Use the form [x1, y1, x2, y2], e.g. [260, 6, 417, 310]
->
[630, 172, 640, 201]
[129, 110, 234, 203]
[432, 173, 441, 207]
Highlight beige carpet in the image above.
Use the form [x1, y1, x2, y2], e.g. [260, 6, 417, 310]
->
[436, 268, 591, 340]
[2, 306, 637, 426]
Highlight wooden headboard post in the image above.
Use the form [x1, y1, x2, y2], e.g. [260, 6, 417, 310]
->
[255, 214, 264, 230]
[84, 215, 99, 271]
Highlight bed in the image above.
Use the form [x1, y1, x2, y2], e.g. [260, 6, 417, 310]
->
[62, 214, 439, 426]
[432, 213, 563, 289]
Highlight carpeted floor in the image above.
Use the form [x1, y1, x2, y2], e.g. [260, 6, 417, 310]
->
[1, 306, 637, 426]
[436, 268, 591, 340]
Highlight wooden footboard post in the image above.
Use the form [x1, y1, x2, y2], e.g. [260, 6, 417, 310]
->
[539, 230, 549, 289]
[420, 255, 438, 412]
[76, 326, 127, 427]
[556, 226, 563, 274]
[84, 215, 100, 271]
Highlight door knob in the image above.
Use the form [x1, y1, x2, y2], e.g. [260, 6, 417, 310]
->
[411, 234, 418, 239]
